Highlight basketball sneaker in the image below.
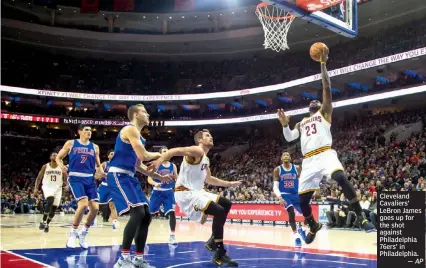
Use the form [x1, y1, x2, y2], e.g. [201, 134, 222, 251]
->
[44, 225, 49, 233]
[361, 219, 376, 233]
[213, 249, 238, 267]
[133, 257, 156, 268]
[78, 229, 89, 249]
[294, 232, 302, 247]
[39, 222, 46, 230]
[169, 233, 177, 245]
[113, 256, 134, 268]
[304, 222, 323, 244]
[205, 235, 216, 251]
[297, 227, 306, 241]
[66, 229, 78, 248]
[112, 219, 120, 230]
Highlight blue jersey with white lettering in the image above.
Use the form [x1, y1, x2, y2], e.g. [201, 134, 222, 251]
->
[278, 164, 299, 194]
[109, 126, 146, 174]
[100, 161, 111, 183]
[68, 139, 96, 174]
[153, 163, 175, 189]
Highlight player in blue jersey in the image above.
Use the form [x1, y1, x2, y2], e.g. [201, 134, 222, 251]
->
[147, 147, 178, 245]
[108, 104, 174, 268]
[56, 124, 106, 249]
[96, 150, 119, 229]
[273, 152, 305, 247]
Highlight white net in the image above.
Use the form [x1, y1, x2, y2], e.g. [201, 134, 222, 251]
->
[255, 3, 295, 52]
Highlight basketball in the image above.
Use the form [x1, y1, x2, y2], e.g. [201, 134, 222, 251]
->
[310, 42, 329, 62]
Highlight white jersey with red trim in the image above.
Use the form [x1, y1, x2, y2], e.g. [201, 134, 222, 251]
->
[176, 155, 210, 191]
[299, 110, 333, 156]
[42, 163, 63, 187]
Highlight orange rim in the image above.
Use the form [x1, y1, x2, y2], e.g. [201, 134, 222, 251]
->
[256, 2, 295, 20]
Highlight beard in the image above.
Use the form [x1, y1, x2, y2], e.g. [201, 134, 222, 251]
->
[309, 106, 321, 114]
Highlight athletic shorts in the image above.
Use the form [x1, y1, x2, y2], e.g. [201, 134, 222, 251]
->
[42, 185, 62, 207]
[299, 149, 344, 194]
[68, 176, 98, 202]
[281, 193, 302, 213]
[149, 189, 175, 215]
[107, 172, 148, 216]
[174, 190, 219, 223]
[98, 183, 112, 204]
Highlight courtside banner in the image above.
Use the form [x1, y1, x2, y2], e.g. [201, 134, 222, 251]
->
[175, 203, 319, 222]
[1, 48, 425, 101]
[0, 112, 60, 123]
[1, 85, 425, 126]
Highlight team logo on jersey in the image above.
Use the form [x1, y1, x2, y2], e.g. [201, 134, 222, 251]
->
[201, 163, 208, 170]
[72, 147, 95, 156]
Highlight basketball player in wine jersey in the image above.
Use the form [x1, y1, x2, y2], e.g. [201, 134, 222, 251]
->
[34, 152, 67, 233]
[148, 129, 241, 267]
[277, 48, 375, 244]
[56, 124, 106, 249]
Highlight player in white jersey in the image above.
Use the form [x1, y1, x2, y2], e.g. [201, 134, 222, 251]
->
[34, 152, 67, 233]
[277, 48, 375, 244]
[148, 129, 241, 267]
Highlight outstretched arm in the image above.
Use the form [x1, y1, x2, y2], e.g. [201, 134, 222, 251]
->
[205, 167, 242, 187]
[136, 162, 173, 183]
[277, 109, 300, 142]
[319, 49, 333, 122]
[148, 146, 204, 172]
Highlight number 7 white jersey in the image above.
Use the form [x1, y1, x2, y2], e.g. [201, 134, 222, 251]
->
[42, 163, 63, 187]
[299, 110, 333, 156]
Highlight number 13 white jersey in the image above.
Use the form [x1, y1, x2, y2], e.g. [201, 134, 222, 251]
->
[299, 110, 333, 156]
[42, 163, 63, 187]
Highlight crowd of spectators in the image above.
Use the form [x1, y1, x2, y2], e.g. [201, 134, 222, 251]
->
[2, 109, 425, 227]
[2, 69, 424, 122]
[2, 19, 425, 98]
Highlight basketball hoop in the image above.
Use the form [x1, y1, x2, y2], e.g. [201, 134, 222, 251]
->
[255, 2, 295, 52]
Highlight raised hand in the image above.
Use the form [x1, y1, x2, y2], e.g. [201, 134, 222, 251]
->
[277, 109, 290, 127]
[147, 158, 163, 172]
[320, 46, 329, 63]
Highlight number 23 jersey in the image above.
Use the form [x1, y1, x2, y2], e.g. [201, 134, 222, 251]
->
[299, 110, 332, 156]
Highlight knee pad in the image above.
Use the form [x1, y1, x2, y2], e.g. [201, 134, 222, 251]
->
[46, 196, 55, 205]
[49, 206, 57, 218]
[331, 170, 345, 184]
[205, 202, 225, 217]
[45, 196, 54, 212]
[299, 191, 314, 205]
[217, 197, 232, 214]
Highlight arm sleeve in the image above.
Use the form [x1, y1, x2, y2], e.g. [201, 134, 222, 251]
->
[273, 181, 281, 198]
[282, 126, 300, 142]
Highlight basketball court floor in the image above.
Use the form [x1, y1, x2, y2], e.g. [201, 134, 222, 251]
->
[0, 214, 377, 267]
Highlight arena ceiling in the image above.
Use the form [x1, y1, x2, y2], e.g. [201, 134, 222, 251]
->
[2, 0, 425, 60]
